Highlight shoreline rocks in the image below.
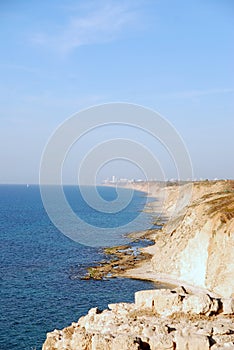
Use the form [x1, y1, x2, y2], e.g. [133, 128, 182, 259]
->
[81, 243, 153, 281]
[42, 287, 234, 350]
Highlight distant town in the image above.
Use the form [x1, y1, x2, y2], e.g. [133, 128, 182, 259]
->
[102, 176, 224, 185]
[102, 176, 146, 184]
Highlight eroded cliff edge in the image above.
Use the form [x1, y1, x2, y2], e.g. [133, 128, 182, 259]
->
[43, 288, 234, 350]
[121, 180, 234, 299]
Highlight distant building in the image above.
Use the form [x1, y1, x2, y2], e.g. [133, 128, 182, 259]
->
[110, 175, 117, 183]
[119, 178, 128, 183]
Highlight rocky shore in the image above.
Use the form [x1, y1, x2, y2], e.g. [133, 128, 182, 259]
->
[80, 230, 157, 281]
[42, 180, 234, 349]
[42, 286, 234, 350]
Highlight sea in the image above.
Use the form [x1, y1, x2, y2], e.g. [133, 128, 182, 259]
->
[0, 185, 162, 350]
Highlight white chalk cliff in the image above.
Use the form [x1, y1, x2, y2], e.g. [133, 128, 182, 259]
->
[123, 180, 234, 299]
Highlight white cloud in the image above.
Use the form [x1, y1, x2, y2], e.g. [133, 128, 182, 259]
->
[31, 1, 139, 54]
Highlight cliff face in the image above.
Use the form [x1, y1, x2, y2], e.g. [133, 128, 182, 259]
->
[125, 180, 234, 298]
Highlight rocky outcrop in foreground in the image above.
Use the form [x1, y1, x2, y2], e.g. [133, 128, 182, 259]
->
[43, 287, 234, 350]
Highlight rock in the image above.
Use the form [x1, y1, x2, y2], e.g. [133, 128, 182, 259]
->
[42, 289, 233, 350]
[222, 342, 234, 349]
[222, 298, 234, 315]
[135, 289, 158, 308]
[213, 324, 233, 336]
[142, 324, 168, 339]
[88, 307, 101, 316]
[108, 302, 135, 313]
[91, 333, 112, 350]
[149, 334, 174, 350]
[111, 335, 141, 350]
[42, 333, 58, 350]
[175, 330, 210, 350]
[211, 342, 234, 349]
[211, 298, 220, 314]
[71, 328, 92, 349]
[171, 285, 188, 296]
[196, 326, 213, 337]
[182, 294, 218, 315]
[135, 289, 183, 315]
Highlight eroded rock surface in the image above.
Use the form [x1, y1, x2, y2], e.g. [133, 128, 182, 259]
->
[43, 288, 234, 350]
[122, 180, 234, 299]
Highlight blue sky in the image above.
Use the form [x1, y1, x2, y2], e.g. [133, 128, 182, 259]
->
[0, 0, 233, 183]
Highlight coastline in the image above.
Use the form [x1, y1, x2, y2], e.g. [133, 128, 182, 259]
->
[81, 182, 175, 285]
[81, 228, 159, 282]
[83, 222, 220, 297]
[43, 180, 234, 350]
[81, 184, 163, 282]
[81, 180, 234, 298]
[105, 180, 234, 298]
[81, 182, 216, 297]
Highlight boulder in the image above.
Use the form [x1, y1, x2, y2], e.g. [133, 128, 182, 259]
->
[135, 289, 183, 315]
[182, 294, 218, 315]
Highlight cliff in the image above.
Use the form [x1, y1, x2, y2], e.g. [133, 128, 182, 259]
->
[42, 180, 234, 349]
[122, 180, 234, 299]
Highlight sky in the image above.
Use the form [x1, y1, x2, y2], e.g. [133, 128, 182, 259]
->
[0, 0, 233, 184]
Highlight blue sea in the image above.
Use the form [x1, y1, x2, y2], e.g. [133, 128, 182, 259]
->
[0, 185, 162, 350]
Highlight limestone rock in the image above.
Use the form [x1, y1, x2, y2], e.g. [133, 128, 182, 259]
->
[108, 302, 135, 313]
[135, 289, 183, 316]
[222, 298, 234, 315]
[71, 328, 92, 349]
[213, 324, 233, 336]
[91, 333, 112, 350]
[88, 307, 101, 316]
[171, 285, 188, 296]
[211, 343, 234, 350]
[111, 335, 141, 350]
[175, 330, 210, 350]
[182, 294, 218, 315]
[149, 334, 174, 350]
